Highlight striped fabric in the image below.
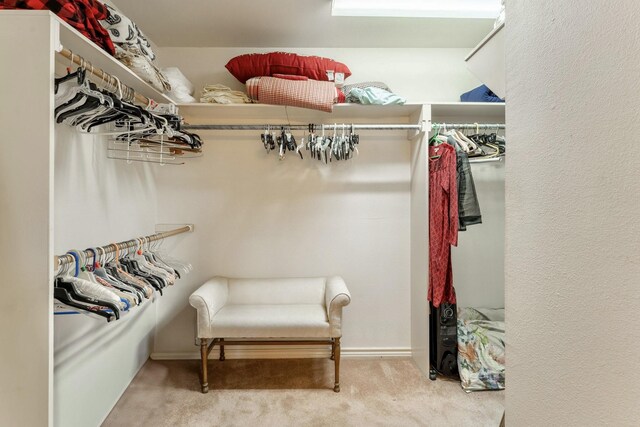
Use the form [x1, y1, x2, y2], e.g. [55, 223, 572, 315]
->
[246, 76, 345, 112]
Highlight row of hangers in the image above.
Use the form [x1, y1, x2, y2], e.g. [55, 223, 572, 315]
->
[54, 61, 202, 160]
[260, 124, 360, 163]
[430, 124, 505, 159]
[54, 238, 191, 322]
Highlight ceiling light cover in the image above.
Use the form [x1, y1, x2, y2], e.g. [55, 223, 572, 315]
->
[332, 0, 502, 19]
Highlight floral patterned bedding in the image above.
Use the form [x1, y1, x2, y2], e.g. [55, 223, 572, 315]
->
[457, 307, 505, 392]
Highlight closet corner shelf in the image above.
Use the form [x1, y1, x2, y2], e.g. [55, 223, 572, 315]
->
[430, 102, 505, 122]
[176, 103, 425, 123]
[52, 12, 174, 105]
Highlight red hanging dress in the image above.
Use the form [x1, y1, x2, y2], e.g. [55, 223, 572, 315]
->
[428, 143, 458, 307]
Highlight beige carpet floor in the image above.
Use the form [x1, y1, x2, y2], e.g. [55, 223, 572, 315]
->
[103, 358, 504, 427]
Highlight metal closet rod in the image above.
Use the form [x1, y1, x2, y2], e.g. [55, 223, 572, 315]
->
[182, 124, 421, 130]
[432, 123, 506, 130]
[54, 225, 193, 269]
[56, 47, 154, 107]
[181, 123, 506, 131]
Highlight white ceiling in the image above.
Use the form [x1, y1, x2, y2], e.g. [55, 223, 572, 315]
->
[111, 0, 494, 48]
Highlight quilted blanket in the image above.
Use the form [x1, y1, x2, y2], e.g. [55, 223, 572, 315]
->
[246, 76, 344, 112]
[457, 307, 505, 392]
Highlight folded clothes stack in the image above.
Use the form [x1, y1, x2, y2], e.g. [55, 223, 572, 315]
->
[341, 82, 406, 105]
[216, 51, 352, 112]
[200, 84, 253, 104]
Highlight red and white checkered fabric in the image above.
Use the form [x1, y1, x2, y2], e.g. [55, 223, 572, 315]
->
[246, 76, 345, 113]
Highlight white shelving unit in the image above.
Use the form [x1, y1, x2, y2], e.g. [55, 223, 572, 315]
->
[0, 11, 177, 426]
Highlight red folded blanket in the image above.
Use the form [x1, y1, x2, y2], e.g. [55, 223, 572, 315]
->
[0, 0, 115, 55]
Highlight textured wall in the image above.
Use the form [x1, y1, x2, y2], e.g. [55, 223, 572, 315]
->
[505, 1, 640, 425]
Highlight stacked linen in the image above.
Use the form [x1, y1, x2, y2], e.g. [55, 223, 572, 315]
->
[341, 81, 406, 105]
[200, 84, 252, 104]
[223, 51, 351, 111]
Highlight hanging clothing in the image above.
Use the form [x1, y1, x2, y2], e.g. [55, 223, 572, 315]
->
[447, 136, 482, 230]
[0, 0, 115, 55]
[429, 143, 458, 307]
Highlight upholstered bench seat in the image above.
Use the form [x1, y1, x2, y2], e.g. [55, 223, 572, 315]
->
[211, 304, 331, 338]
[189, 276, 351, 393]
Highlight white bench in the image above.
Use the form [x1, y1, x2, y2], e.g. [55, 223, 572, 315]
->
[189, 276, 351, 393]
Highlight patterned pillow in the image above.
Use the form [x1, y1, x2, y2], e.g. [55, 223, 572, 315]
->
[457, 307, 505, 392]
[100, 4, 156, 62]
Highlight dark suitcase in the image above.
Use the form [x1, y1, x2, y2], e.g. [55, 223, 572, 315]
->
[429, 301, 459, 380]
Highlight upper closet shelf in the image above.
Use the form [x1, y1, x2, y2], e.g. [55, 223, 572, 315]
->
[39, 10, 174, 105]
[177, 103, 425, 124]
[430, 102, 505, 123]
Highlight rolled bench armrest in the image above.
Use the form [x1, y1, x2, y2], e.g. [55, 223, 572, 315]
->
[325, 276, 351, 337]
[189, 276, 229, 338]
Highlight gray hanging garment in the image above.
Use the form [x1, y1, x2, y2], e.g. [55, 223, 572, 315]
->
[447, 136, 482, 230]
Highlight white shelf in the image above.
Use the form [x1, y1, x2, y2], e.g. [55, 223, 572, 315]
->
[430, 102, 505, 123]
[44, 11, 174, 104]
[177, 103, 425, 124]
[177, 102, 504, 125]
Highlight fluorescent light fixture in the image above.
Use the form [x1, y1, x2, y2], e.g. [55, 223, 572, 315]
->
[331, 0, 502, 19]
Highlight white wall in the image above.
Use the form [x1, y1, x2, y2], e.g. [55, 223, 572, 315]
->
[53, 126, 159, 427]
[453, 160, 505, 309]
[150, 47, 490, 359]
[157, 47, 481, 103]
[153, 127, 412, 356]
[506, 1, 640, 425]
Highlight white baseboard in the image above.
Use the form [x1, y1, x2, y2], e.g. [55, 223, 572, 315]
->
[151, 346, 411, 360]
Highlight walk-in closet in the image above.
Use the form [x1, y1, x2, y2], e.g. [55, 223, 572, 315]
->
[1, 1, 639, 427]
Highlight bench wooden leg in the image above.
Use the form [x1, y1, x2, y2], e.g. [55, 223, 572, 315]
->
[219, 338, 225, 361]
[200, 338, 209, 393]
[333, 337, 341, 392]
